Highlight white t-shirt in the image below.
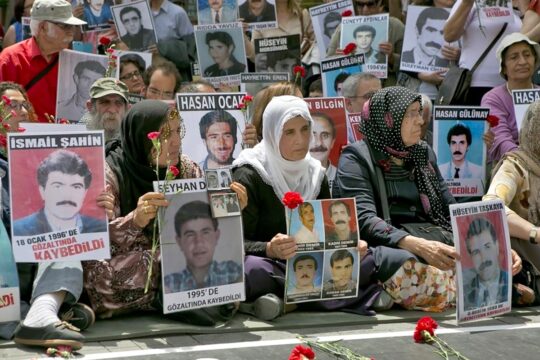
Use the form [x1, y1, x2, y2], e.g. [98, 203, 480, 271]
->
[450, 0, 521, 87]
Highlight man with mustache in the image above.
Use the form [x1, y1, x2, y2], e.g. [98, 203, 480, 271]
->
[288, 254, 320, 296]
[13, 150, 107, 236]
[164, 200, 242, 292]
[294, 202, 321, 245]
[438, 123, 483, 179]
[401, 7, 450, 68]
[325, 200, 358, 245]
[199, 110, 238, 170]
[310, 113, 337, 186]
[463, 217, 509, 310]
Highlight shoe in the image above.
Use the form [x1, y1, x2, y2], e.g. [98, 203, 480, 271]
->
[13, 321, 84, 350]
[372, 290, 394, 311]
[238, 293, 284, 321]
[59, 303, 95, 331]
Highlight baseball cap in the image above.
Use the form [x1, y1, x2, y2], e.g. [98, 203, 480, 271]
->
[90, 78, 129, 102]
[31, 0, 87, 25]
[496, 32, 540, 77]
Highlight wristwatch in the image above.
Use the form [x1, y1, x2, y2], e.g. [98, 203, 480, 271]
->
[529, 227, 538, 244]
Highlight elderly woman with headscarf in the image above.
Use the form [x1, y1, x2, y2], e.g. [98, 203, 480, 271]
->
[484, 100, 540, 304]
[232, 95, 433, 320]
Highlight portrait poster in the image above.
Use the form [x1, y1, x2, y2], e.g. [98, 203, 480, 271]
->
[254, 35, 301, 76]
[0, 221, 20, 322]
[511, 89, 540, 131]
[450, 199, 512, 323]
[237, 0, 277, 30]
[194, 22, 247, 87]
[240, 72, 289, 98]
[310, 0, 354, 59]
[476, 0, 513, 23]
[197, 0, 239, 25]
[81, 0, 116, 32]
[56, 50, 108, 123]
[284, 198, 360, 304]
[154, 178, 245, 314]
[304, 97, 348, 189]
[400, 6, 452, 73]
[7, 131, 110, 262]
[177, 92, 246, 171]
[320, 54, 365, 97]
[204, 167, 241, 218]
[347, 112, 363, 143]
[115, 50, 152, 87]
[340, 14, 388, 79]
[433, 106, 488, 197]
[111, 0, 158, 52]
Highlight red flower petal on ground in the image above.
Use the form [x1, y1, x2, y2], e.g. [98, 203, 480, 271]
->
[99, 37, 111, 46]
[169, 165, 180, 177]
[147, 131, 160, 140]
[487, 114, 499, 128]
[415, 316, 438, 338]
[341, 9, 353, 17]
[343, 42, 357, 55]
[289, 345, 315, 360]
[282, 191, 304, 210]
[293, 65, 306, 78]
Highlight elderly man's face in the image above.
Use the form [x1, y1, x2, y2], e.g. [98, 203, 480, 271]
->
[468, 229, 500, 282]
[90, 94, 127, 133]
[310, 116, 335, 167]
[346, 78, 381, 113]
[39, 171, 88, 221]
[299, 204, 315, 231]
[177, 218, 220, 272]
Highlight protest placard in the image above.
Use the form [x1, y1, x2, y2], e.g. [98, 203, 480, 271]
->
[433, 106, 488, 197]
[155, 178, 245, 314]
[8, 131, 110, 262]
[451, 199, 512, 323]
[237, 0, 277, 30]
[56, 50, 108, 123]
[195, 22, 247, 87]
[205, 168, 241, 218]
[347, 112, 363, 142]
[254, 35, 301, 77]
[177, 92, 246, 170]
[240, 72, 289, 98]
[476, 0, 514, 23]
[310, 0, 354, 59]
[512, 88, 540, 131]
[197, 0, 239, 25]
[0, 222, 20, 323]
[320, 54, 365, 97]
[340, 14, 388, 78]
[111, 0, 158, 52]
[80, 0, 115, 32]
[285, 198, 360, 304]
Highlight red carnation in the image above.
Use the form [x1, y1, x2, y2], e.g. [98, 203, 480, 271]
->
[282, 191, 303, 210]
[343, 42, 357, 55]
[242, 94, 253, 103]
[58, 118, 69, 124]
[169, 165, 180, 177]
[237, 102, 246, 110]
[293, 65, 306, 78]
[106, 48, 115, 54]
[487, 114, 499, 128]
[17, 127, 25, 133]
[413, 316, 438, 343]
[0, 135, 6, 147]
[2, 123, 10, 130]
[147, 131, 160, 140]
[99, 37, 112, 46]
[341, 9, 353, 17]
[1, 95, 11, 106]
[289, 345, 315, 360]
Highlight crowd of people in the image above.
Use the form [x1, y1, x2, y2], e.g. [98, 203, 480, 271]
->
[0, 0, 540, 353]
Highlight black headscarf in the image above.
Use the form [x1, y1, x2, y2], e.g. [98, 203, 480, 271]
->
[106, 100, 170, 216]
[361, 86, 451, 231]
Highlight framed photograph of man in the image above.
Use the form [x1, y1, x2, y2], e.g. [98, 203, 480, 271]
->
[400, 6, 452, 73]
[340, 14, 389, 78]
[197, 0, 239, 25]
[195, 23, 247, 86]
[451, 200, 512, 323]
[237, 0, 277, 30]
[111, 0, 158, 52]
[8, 131, 109, 262]
[254, 35, 301, 77]
[321, 248, 359, 299]
[157, 180, 245, 313]
[285, 251, 323, 303]
[56, 50, 108, 123]
[320, 54, 364, 97]
[81, 0, 116, 32]
[177, 92, 246, 171]
[288, 201, 325, 252]
[433, 106, 489, 197]
[0, 222, 20, 323]
[322, 198, 359, 249]
[309, 0, 354, 59]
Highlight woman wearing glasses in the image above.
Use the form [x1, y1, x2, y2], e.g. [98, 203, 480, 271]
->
[119, 53, 147, 95]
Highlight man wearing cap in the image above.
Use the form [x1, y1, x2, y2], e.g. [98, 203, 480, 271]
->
[83, 78, 129, 141]
[0, 0, 86, 122]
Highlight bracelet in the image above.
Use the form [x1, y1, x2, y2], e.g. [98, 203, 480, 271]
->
[529, 227, 538, 244]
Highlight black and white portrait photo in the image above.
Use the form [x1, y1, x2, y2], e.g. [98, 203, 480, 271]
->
[111, 0, 157, 52]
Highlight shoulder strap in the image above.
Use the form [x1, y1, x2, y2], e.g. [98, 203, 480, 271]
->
[470, 23, 507, 73]
[24, 56, 59, 92]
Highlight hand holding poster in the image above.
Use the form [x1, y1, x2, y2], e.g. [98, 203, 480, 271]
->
[155, 178, 245, 314]
[0, 221, 20, 323]
[451, 199, 512, 323]
[285, 198, 360, 304]
[8, 131, 110, 262]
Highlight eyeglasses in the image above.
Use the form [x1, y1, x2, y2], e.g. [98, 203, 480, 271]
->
[49, 22, 76, 31]
[349, 91, 375, 100]
[120, 70, 142, 81]
[122, 16, 140, 24]
[6, 100, 30, 111]
[147, 86, 174, 99]
[355, 1, 379, 8]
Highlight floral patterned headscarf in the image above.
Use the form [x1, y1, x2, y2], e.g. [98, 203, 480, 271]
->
[361, 86, 451, 231]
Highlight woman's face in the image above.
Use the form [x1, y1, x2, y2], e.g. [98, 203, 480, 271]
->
[2, 89, 29, 130]
[503, 42, 536, 83]
[208, 39, 233, 67]
[400, 101, 424, 147]
[279, 116, 311, 161]
[151, 113, 182, 167]
[120, 62, 144, 94]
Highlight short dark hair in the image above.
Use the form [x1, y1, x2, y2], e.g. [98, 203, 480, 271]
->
[179, 80, 215, 93]
[293, 254, 318, 271]
[330, 249, 354, 267]
[74, 60, 106, 78]
[199, 110, 238, 144]
[174, 200, 219, 237]
[312, 112, 336, 139]
[328, 200, 351, 217]
[465, 217, 498, 254]
[298, 202, 314, 218]
[120, 6, 141, 22]
[120, 53, 146, 73]
[447, 123, 472, 146]
[143, 60, 182, 93]
[334, 72, 350, 92]
[37, 150, 92, 189]
[267, 50, 300, 69]
[353, 24, 376, 39]
[324, 12, 342, 37]
[416, 7, 448, 33]
[205, 31, 235, 48]
[308, 78, 322, 96]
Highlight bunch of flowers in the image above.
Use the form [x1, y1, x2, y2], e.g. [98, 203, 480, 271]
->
[237, 94, 253, 126]
[0, 95, 25, 155]
[413, 316, 469, 360]
[293, 337, 375, 360]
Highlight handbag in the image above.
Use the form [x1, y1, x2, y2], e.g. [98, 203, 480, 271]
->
[436, 23, 507, 105]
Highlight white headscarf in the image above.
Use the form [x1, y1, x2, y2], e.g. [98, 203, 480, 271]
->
[233, 95, 325, 200]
